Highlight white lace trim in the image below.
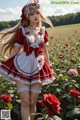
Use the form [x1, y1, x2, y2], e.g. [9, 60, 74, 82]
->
[0, 67, 56, 85]
[0, 63, 29, 78]
[20, 26, 45, 48]
[30, 88, 41, 93]
[14, 43, 23, 48]
[0, 63, 55, 78]
[17, 87, 41, 93]
[17, 87, 30, 93]
[44, 42, 49, 46]
[13, 51, 44, 76]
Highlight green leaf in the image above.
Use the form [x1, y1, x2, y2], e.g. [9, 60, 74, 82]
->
[7, 102, 13, 110]
[31, 113, 43, 116]
[44, 114, 48, 119]
[59, 70, 66, 74]
[67, 104, 75, 109]
[62, 75, 69, 80]
[66, 108, 80, 118]
[52, 115, 62, 120]
[75, 84, 80, 89]
[36, 117, 44, 120]
[56, 88, 61, 93]
[48, 117, 54, 120]
[78, 104, 80, 108]
[8, 90, 15, 93]
[13, 107, 20, 115]
[16, 100, 21, 103]
[59, 94, 67, 98]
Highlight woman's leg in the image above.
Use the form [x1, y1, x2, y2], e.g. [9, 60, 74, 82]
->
[16, 81, 30, 120]
[30, 83, 42, 120]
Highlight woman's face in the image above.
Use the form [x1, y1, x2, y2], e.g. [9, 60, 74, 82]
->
[28, 10, 40, 24]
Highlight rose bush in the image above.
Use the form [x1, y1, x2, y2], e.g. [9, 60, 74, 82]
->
[38, 93, 61, 117]
[0, 24, 80, 120]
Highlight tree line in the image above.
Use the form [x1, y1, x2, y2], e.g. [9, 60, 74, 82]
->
[48, 12, 80, 27]
[0, 12, 80, 30]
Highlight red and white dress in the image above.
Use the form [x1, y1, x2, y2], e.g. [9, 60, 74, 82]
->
[0, 26, 56, 85]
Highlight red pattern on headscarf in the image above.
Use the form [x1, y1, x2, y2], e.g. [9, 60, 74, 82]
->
[20, 0, 39, 24]
[21, 4, 29, 24]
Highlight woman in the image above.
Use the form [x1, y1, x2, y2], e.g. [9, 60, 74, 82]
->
[0, 0, 56, 120]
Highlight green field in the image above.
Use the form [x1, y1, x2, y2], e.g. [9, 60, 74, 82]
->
[0, 24, 80, 120]
[48, 23, 80, 50]
[47, 24, 80, 67]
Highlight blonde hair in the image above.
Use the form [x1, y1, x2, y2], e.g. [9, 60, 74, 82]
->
[0, 7, 53, 59]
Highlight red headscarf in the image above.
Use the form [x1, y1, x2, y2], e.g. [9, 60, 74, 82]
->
[20, 0, 40, 24]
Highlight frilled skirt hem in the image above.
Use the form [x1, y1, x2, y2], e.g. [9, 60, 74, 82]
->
[0, 66, 55, 85]
[0, 56, 56, 85]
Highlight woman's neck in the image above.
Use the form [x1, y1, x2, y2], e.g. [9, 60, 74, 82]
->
[30, 21, 37, 26]
[28, 22, 40, 30]
[29, 22, 39, 29]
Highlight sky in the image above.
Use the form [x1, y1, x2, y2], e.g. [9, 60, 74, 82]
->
[0, 0, 80, 21]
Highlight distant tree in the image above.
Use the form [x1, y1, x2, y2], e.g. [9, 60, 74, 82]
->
[0, 12, 80, 29]
[0, 20, 19, 30]
[74, 12, 80, 23]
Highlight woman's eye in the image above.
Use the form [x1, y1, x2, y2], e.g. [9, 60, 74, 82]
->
[36, 12, 39, 14]
[30, 13, 34, 15]
[30, 12, 39, 16]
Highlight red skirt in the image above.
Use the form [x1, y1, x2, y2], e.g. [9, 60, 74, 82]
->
[0, 55, 56, 85]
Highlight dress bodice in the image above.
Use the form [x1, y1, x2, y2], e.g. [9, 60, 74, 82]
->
[21, 26, 46, 48]
[12, 26, 49, 76]
[14, 25, 48, 57]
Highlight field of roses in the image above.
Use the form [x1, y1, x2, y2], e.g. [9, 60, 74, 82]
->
[0, 23, 80, 120]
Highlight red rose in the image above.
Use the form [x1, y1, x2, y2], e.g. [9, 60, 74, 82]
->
[69, 90, 80, 98]
[59, 53, 63, 59]
[70, 59, 76, 63]
[38, 93, 61, 117]
[68, 69, 78, 77]
[75, 31, 77, 33]
[58, 74, 63, 77]
[65, 44, 68, 47]
[0, 94, 12, 102]
[61, 66, 65, 69]
[51, 36, 53, 39]
[70, 48, 75, 52]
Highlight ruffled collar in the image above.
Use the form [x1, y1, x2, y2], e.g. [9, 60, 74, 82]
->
[20, 25, 45, 45]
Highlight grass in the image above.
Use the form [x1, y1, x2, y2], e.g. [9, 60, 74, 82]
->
[0, 23, 80, 120]
[47, 23, 80, 51]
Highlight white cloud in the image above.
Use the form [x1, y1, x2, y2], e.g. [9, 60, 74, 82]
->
[69, 5, 80, 13]
[0, 0, 80, 21]
[40, 0, 80, 16]
[53, 7, 67, 16]
[0, 7, 21, 15]
[6, 8, 16, 14]
[0, 7, 21, 21]
[40, 0, 50, 5]
[14, 7, 22, 14]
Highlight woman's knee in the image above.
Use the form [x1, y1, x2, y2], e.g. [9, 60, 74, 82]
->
[21, 100, 29, 107]
[30, 93, 39, 108]
[30, 100, 36, 108]
[30, 83, 42, 108]
[20, 91, 30, 107]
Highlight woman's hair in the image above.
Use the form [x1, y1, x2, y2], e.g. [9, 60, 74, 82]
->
[0, 3, 53, 59]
